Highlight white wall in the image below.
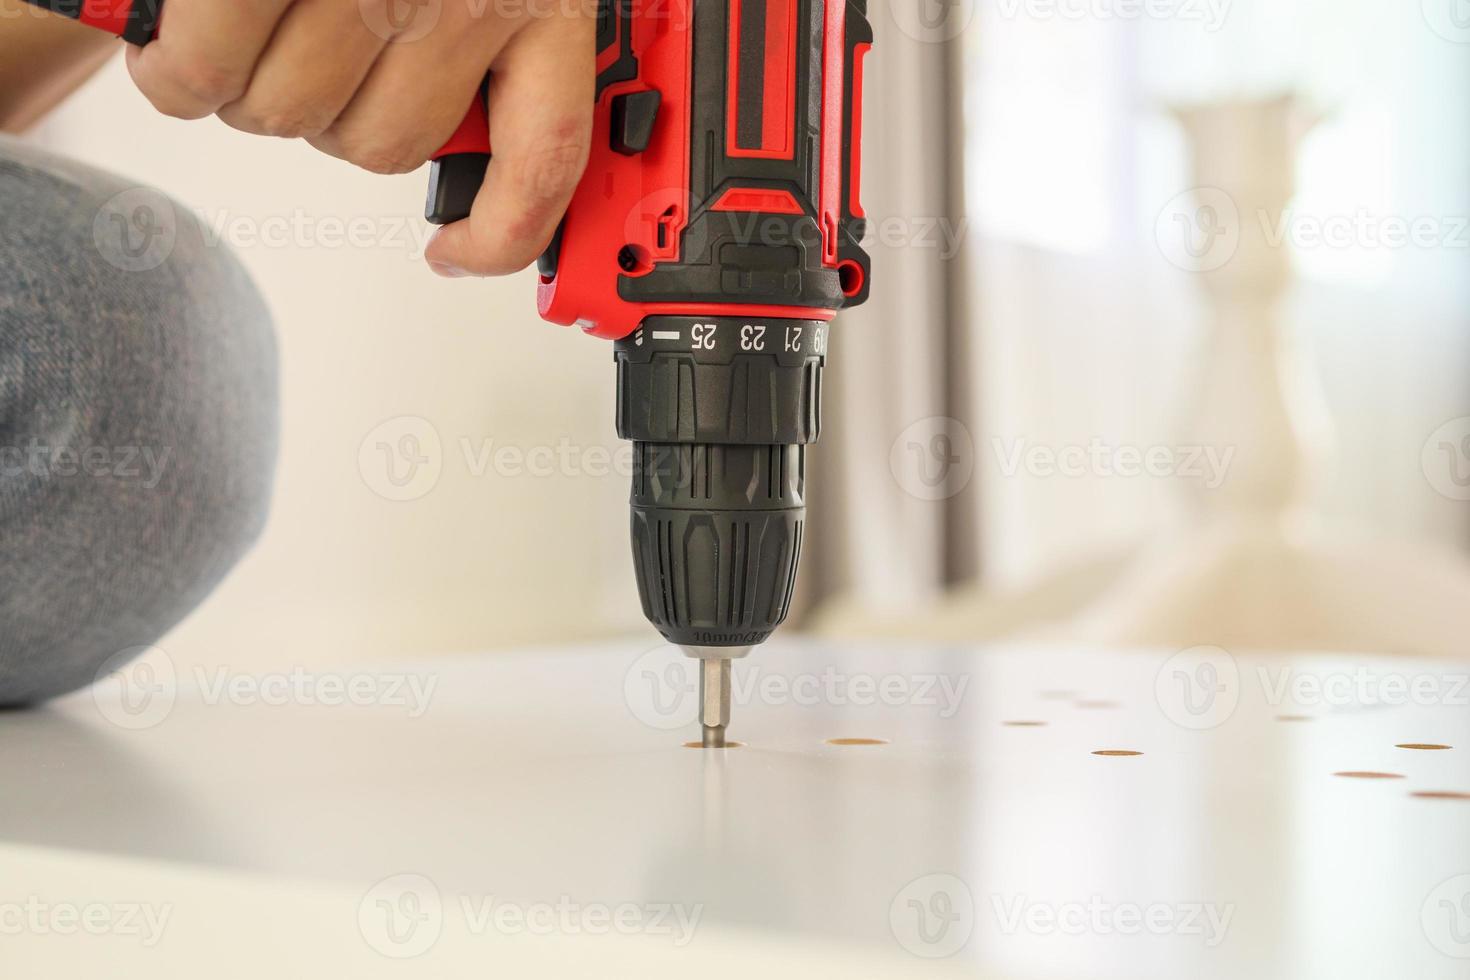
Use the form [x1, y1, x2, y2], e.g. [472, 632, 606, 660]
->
[36, 57, 645, 671]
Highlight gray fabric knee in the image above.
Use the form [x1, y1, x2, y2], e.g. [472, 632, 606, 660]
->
[0, 135, 279, 705]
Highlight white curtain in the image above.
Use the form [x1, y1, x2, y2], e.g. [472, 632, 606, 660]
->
[806, 0, 978, 616]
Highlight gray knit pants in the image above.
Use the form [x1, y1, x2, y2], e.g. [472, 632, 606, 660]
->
[0, 135, 278, 705]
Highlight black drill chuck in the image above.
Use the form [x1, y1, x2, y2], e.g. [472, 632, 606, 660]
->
[615, 315, 828, 649]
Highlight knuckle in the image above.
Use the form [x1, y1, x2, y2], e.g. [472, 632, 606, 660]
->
[501, 130, 589, 248]
[514, 132, 589, 212]
[136, 79, 207, 121]
[248, 104, 334, 140]
[161, 54, 246, 111]
[140, 92, 196, 121]
[341, 134, 431, 176]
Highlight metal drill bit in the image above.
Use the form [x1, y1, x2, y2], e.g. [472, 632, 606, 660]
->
[699, 657, 732, 748]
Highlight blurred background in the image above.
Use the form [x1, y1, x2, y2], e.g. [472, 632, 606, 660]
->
[32, 0, 1470, 672]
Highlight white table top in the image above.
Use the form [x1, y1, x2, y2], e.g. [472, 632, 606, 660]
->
[2, 639, 1467, 978]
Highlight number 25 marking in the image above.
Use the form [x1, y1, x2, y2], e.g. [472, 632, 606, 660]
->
[691, 323, 717, 350]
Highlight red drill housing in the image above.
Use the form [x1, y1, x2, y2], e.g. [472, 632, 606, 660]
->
[530, 0, 873, 339]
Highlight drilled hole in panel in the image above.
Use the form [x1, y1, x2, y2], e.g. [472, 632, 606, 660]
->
[826, 738, 888, 747]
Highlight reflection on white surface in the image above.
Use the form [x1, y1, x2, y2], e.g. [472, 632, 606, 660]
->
[0, 640, 1465, 978]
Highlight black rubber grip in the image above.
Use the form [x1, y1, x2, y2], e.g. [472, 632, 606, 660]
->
[122, 0, 163, 44]
[615, 315, 826, 649]
[424, 153, 490, 226]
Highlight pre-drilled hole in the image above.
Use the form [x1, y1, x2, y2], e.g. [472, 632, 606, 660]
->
[826, 738, 888, 746]
[1092, 750, 1143, 757]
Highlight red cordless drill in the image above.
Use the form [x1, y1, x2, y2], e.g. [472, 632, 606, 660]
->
[32, 0, 873, 747]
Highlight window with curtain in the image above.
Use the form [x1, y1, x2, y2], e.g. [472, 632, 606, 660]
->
[962, 0, 1470, 588]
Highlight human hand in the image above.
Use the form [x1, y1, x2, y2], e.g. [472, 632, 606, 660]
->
[126, 0, 596, 276]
